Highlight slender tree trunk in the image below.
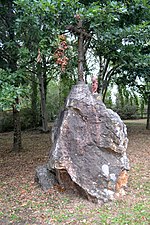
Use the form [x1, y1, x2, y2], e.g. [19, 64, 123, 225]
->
[102, 71, 114, 102]
[37, 63, 48, 132]
[98, 56, 103, 94]
[31, 73, 38, 128]
[6, 0, 22, 151]
[146, 94, 150, 130]
[78, 20, 84, 82]
[12, 98, 22, 151]
[43, 56, 48, 101]
[67, 18, 91, 83]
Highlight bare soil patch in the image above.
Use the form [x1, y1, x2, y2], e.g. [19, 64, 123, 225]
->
[0, 121, 150, 224]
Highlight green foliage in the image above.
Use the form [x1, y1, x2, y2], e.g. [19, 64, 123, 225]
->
[83, 0, 150, 100]
[20, 107, 40, 130]
[104, 89, 113, 108]
[46, 81, 60, 121]
[114, 104, 138, 119]
[59, 73, 76, 104]
[46, 76, 75, 121]
[113, 85, 148, 119]
[0, 0, 150, 130]
[139, 97, 146, 118]
[0, 108, 40, 132]
[0, 111, 14, 132]
[0, 69, 30, 110]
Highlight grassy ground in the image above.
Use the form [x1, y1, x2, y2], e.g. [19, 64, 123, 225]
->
[0, 120, 150, 225]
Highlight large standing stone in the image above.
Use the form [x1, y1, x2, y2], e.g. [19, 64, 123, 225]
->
[35, 83, 129, 202]
[47, 82, 130, 203]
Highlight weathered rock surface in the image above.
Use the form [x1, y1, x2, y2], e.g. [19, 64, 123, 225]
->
[45, 82, 130, 203]
[34, 82, 130, 202]
[35, 165, 58, 191]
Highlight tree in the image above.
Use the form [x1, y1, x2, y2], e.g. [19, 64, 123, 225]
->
[37, 53, 49, 132]
[15, 0, 82, 131]
[146, 92, 150, 129]
[0, 0, 23, 151]
[15, 0, 53, 132]
[66, 16, 92, 82]
[79, 0, 150, 101]
[1, 0, 149, 139]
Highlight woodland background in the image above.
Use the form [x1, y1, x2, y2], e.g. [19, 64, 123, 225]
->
[0, 0, 150, 151]
[0, 1, 150, 224]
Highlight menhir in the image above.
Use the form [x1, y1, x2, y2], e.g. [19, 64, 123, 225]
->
[36, 82, 130, 204]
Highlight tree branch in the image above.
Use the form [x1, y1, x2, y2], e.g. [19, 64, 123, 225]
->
[66, 25, 92, 38]
[102, 64, 121, 101]
[102, 58, 110, 80]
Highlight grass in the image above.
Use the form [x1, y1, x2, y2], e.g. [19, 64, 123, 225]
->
[0, 120, 150, 224]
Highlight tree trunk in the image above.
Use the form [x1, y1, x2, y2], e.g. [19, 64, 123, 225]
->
[12, 98, 22, 151]
[31, 73, 38, 128]
[37, 63, 48, 132]
[7, 0, 22, 151]
[78, 20, 84, 82]
[146, 95, 150, 130]
[43, 56, 48, 101]
[98, 56, 103, 94]
[67, 18, 91, 83]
